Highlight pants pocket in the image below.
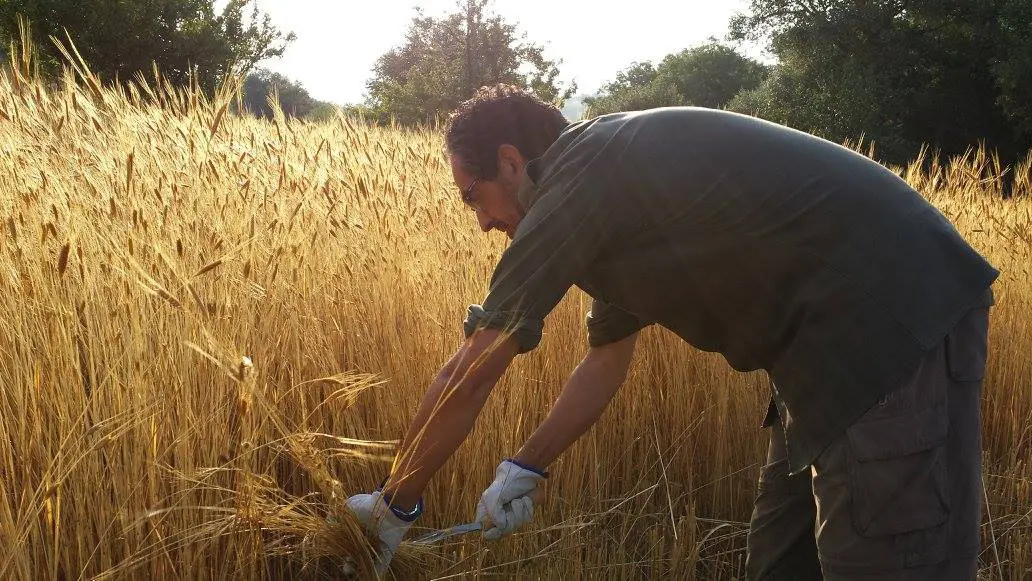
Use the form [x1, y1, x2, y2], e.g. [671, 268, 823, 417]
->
[944, 306, 990, 383]
[846, 405, 950, 538]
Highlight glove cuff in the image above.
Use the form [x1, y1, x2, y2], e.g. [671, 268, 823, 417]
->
[503, 457, 549, 478]
[377, 479, 424, 522]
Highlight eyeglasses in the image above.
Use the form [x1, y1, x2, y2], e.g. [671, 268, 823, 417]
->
[461, 178, 481, 210]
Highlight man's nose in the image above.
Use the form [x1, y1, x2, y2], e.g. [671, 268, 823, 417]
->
[476, 209, 493, 232]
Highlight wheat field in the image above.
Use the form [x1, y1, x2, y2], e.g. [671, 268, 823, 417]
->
[0, 56, 1030, 580]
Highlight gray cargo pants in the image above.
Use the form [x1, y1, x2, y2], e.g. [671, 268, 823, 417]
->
[746, 305, 990, 580]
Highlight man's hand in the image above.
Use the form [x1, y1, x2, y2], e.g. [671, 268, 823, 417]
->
[475, 459, 548, 540]
[345, 491, 420, 576]
[470, 333, 637, 542]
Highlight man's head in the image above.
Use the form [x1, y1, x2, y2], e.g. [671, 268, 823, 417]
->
[445, 84, 569, 238]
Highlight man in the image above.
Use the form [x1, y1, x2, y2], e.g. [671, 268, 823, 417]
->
[346, 84, 998, 580]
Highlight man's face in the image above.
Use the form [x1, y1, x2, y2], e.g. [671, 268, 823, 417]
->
[449, 146, 527, 239]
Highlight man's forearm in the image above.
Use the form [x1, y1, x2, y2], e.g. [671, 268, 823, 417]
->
[382, 373, 487, 508]
[382, 330, 518, 509]
[514, 333, 638, 470]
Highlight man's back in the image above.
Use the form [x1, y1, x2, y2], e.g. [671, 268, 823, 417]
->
[514, 107, 998, 468]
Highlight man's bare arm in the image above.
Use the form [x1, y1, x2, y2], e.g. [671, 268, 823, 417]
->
[513, 332, 639, 470]
[381, 329, 519, 509]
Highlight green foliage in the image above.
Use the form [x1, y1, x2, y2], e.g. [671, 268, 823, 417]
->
[583, 78, 681, 118]
[584, 42, 768, 117]
[364, 0, 575, 125]
[993, 0, 1032, 135]
[0, 0, 294, 92]
[242, 68, 327, 119]
[307, 101, 341, 123]
[727, 0, 1032, 164]
[727, 46, 916, 156]
[657, 43, 769, 108]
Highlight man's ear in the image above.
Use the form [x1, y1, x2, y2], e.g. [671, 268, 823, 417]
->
[496, 144, 526, 181]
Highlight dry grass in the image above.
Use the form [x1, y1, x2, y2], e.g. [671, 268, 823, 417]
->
[0, 52, 1029, 580]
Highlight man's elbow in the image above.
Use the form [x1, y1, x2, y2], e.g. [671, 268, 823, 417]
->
[436, 366, 495, 408]
[431, 328, 519, 407]
[587, 332, 639, 384]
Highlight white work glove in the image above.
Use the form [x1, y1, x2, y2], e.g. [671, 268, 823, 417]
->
[475, 459, 548, 540]
[345, 489, 421, 576]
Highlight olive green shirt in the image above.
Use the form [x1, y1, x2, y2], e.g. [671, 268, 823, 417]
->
[463, 107, 998, 473]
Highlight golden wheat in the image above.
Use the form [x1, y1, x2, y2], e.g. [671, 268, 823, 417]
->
[0, 59, 1029, 580]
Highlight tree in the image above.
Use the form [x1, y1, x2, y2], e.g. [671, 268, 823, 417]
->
[584, 42, 768, 117]
[242, 68, 321, 119]
[727, 0, 1032, 164]
[364, 0, 575, 125]
[0, 0, 294, 92]
[656, 43, 769, 109]
[307, 101, 341, 123]
[602, 62, 659, 94]
[583, 76, 681, 117]
[993, 0, 1032, 135]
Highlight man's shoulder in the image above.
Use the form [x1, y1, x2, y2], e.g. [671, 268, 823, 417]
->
[540, 109, 671, 168]
[549, 107, 754, 156]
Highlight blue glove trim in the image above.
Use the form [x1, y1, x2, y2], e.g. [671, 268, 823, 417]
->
[385, 497, 423, 522]
[376, 478, 424, 522]
[503, 458, 549, 478]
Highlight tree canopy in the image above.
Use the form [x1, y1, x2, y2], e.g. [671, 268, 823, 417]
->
[364, 0, 575, 125]
[727, 0, 1032, 164]
[584, 42, 768, 117]
[0, 0, 294, 92]
[241, 68, 337, 120]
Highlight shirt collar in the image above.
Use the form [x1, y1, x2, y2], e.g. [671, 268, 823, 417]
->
[517, 158, 543, 212]
[515, 121, 582, 212]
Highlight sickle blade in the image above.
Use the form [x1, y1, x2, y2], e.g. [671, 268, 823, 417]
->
[413, 521, 482, 544]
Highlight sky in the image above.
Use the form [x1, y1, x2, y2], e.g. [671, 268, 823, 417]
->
[229, 0, 762, 106]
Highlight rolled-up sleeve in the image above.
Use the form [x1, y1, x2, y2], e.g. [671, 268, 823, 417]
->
[586, 299, 649, 347]
[463, 304, 544, 353]
[462, 131, 629, 354]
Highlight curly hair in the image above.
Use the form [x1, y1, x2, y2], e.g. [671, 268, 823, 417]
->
[445, 84, 570, 179]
